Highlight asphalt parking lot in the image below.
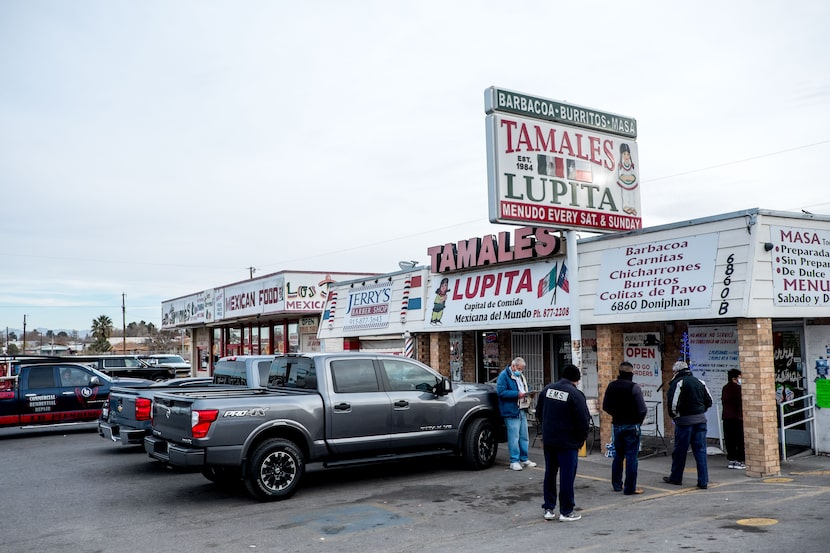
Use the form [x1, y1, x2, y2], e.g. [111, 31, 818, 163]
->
[1, 425, 829, 553]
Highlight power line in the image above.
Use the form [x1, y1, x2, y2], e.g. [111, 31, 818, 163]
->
[645, 139, 830, 183]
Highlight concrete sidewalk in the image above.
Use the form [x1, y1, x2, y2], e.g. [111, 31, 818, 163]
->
[491, 438, 830, 552]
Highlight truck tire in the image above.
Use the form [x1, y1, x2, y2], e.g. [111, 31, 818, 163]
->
[461, 417, 498, 470]
[151, 373, 168, 382]
[244, 438, 305, 501]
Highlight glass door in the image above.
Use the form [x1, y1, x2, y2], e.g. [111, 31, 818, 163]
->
[774, 326, 811, 449]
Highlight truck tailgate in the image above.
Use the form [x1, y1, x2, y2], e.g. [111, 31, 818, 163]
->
[151, 388, 270, 442]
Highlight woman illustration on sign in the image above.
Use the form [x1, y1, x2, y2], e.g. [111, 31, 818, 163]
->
[431, 277, 450, 325]
[617, 142, 639, 216]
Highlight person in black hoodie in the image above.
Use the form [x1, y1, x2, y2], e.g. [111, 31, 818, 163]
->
[535, 364, 591, 522]
[721, 369, 746, 470]
[602, 361, 648, 495]
[663, 361, 713, 489]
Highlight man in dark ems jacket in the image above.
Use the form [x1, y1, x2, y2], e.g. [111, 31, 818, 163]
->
[663, 361, 713, 489]
[535, 364, 591, 522]
[602, 361, 648, 495]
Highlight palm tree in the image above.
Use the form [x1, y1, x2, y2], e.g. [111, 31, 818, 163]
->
[91, 315, 114, 341]
[89, 315, 114, 353]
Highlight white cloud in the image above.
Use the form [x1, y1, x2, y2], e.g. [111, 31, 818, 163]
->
[1, 0, 828, 331]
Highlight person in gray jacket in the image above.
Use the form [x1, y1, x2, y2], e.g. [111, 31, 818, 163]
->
[663, 361, 713, 489]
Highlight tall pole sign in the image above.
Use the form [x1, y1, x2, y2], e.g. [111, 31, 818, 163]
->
[485, 87, 641, 233]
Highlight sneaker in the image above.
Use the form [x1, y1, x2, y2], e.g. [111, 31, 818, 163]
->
[731, 462, 746, 470]
[624, 488, 644, 495]
[559, 512, 582, 522]
[662, 476, 682, 485]
[727, 460, 736, 469]
[521, 460, 537, 468]
[509, 462, 523, 471]
[544, 509, 556, 521]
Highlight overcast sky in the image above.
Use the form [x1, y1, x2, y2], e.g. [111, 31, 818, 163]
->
[2, 0, 828, 334]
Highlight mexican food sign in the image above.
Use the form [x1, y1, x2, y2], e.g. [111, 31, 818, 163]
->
[485, 87, 641, 233]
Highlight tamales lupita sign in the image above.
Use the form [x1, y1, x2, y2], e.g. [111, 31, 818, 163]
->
[485, 87, 641, 233]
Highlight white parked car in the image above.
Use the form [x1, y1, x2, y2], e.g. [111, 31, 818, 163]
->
[140, 354, 191, 377]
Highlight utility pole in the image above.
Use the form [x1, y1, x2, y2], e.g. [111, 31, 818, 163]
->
[248, 266, 256, 279]
[122, 293, 127, 354]
[22, 315, 27, 353]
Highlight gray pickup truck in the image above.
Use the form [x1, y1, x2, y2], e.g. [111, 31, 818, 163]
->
[145, 352, 504, 501]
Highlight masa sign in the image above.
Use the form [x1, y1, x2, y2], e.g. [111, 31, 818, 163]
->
[485, 86, 641, 233]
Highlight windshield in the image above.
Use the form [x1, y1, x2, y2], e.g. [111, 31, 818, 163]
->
[154, 356, 185, 364]
[90, 367, 114, 382]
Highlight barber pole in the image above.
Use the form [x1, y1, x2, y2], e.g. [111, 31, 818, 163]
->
[404, 335, 414, 358]
[327, 291, 337, 329]
[400, 277, 411, 322]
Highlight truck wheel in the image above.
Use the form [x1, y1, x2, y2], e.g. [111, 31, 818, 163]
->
[151, 373, 168, 382]
[244, 438, 305, 501]
[461, 418, 498, 470]
[202, 467, 241, 488]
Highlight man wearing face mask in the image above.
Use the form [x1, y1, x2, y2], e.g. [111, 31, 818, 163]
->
[721, 369, 746, 470]
[497, 357, 537, 471]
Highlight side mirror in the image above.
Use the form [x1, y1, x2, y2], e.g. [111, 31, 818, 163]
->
[89, 376, 101, 387]
[434, 377, 452, 396]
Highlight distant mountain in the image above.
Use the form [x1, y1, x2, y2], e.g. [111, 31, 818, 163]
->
[3, 327, 90, 339]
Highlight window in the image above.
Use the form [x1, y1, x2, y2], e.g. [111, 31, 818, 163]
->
[330, 359, 380, 393]
[381, 359, 438, 392]
[213, 360, 247, 386]
[59, 366, 91, 387]
[267, 357, 317, 390]
[256, 360, 272, 386]
[27, 366, 56, 389]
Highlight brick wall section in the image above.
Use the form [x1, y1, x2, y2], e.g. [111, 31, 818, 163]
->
[416, 330, 510, 382]
[497, 330, 513, 372]
[428, 332, 451, 378]
[595, 325, 621, 453]
[462, 332, 477, 382]
[414, 333, 431, 368]
[737, 318, 780, 477]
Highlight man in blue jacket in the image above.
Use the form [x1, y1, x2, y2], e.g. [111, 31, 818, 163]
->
[663, 361, 713, 489]
[535, 364, 591, 522]
[496, 357, 537, 471]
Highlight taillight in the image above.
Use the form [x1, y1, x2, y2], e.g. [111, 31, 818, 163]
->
[191, 409, 218, 438]
[135, 397, 152, 421]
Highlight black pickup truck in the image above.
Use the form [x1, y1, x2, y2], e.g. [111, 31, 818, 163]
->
[72, 355, 189, 381]
[1, 357, 150, 428]
[145, 352, 505, 500]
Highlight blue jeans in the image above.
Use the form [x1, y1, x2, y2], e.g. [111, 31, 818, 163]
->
[611, 424, 641, 494]
[504, 411, 530, 463]
[542, 445, 578, 515]
[669, 422, 708, 487]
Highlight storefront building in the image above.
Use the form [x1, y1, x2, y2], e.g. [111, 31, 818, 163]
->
[160, 270, 375, 371]
[318, 209, 830, 478]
